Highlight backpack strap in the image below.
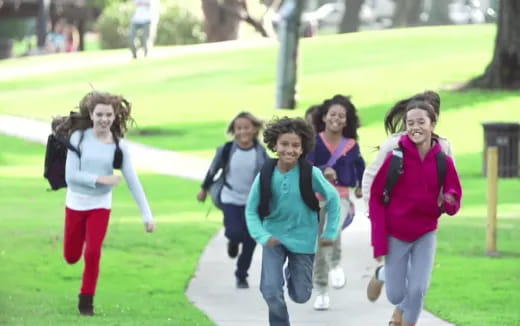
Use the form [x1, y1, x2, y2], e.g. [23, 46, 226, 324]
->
[382, 147, 403, 205]
[258, 159, 319, 221]
[318, 137, 356, 170]
[436, 151, 447, 189]
[220, 141, 233, 188]
[258, 158, 277, 220]
[112, 133, 123, 169]
[201, 141, 234, 190]
[220, 141, 233, 170]
[298, 159, 320, 214]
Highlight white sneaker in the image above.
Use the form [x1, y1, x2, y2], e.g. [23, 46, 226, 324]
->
[330, 266, 346, 289]
[313, 293, 330, 310]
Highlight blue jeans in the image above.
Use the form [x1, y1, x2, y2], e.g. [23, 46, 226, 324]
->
[260, 244, 314, 326]
[222, 203, 257, 280]
[129, 21, 150, 58]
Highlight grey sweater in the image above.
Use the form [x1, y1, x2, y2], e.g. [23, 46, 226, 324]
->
[65, 128, 153, 222]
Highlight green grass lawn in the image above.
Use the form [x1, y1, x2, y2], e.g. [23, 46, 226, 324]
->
[0, 135, 221, 325]
[1, 24, 519, 325]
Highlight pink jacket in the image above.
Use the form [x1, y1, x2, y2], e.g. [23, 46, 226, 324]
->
[369, 135, 462, 258]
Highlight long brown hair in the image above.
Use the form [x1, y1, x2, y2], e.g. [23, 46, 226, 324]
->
[53, 91, 134, 138]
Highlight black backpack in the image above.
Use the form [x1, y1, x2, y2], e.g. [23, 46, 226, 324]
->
[44, 131, 83, 191]
[382, 147, 447, 205]
[258, 158, 320, 220]
[205, 141, 233, 210]
[43, 129, 123, 191]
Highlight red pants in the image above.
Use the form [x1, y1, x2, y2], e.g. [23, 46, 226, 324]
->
[64, 207, 111, 295]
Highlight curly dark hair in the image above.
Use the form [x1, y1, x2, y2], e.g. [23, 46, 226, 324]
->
[54, 91, 134, 139]
[263, 117, 315, 157]
[312, 94, 360, 140]
[384, 90, 440, 135]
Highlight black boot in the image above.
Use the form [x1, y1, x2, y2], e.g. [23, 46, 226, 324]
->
[78, 294, 95, 316]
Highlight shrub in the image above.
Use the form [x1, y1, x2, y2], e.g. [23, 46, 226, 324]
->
[97, 1, 133, 49]
[97, 0, 204, 49]
[155, 0, 204, 46]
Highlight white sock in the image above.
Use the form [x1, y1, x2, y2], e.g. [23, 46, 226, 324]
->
[377, 266, 386, 282]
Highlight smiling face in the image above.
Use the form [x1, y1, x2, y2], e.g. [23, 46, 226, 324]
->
[233, 117, 257, 147]
[323, 104, 347, 134]
[274, 132, 303, 167]
[90, 103, 115, 133]
[406, 108, 435, 145]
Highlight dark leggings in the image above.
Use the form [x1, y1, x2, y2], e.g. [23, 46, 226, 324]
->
[222, 203, 257, 280]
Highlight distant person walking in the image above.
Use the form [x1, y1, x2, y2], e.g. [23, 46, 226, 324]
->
[129, 0, 159, 58]
[198, 112, 268, 288]
[61, 91, 156, 316]
[246, 117, 341, 326]
[306, 94, 365, 310]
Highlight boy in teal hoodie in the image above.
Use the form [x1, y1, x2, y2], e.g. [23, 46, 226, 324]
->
[246, 117, 340, 326]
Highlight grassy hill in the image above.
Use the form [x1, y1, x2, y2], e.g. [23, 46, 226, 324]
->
[0, 24, 519, 326]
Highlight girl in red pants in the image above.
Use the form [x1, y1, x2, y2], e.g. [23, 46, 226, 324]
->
[60, 91, 156, 315]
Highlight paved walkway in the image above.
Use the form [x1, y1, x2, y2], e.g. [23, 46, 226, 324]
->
[0, 114, 454, 326]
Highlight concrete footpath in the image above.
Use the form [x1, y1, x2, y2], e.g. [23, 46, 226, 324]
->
[0, 114, 454, 326]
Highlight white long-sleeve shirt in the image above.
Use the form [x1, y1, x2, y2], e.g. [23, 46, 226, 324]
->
[361, 132, 455, 205]
[65, 128, 153, 223]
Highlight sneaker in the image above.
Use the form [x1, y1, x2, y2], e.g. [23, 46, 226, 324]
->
[236, 278, 249, 289]
[313, 293, 330, 310]
[367, 265, 384, 302]
[227, 241, 239, 258]
[330, 266, 346, 289]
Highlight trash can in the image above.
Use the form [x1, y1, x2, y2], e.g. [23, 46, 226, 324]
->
[482, 122, 520, 178]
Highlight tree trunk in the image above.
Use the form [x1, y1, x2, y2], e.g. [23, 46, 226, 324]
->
[201, 0, 242, 42]
[427, 0, 451, 25]
[468, 0, 520, 89]
[392, 0, 423, 27]
[339, 0, 364, 33]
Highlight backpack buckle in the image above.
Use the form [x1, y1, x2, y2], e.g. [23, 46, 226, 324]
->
[382, 190, 390, 204]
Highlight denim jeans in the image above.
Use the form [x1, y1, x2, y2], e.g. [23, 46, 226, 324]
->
[222, 203, 257, 280]
[260, 244, 314, 326]
[129, 21, 150, 58]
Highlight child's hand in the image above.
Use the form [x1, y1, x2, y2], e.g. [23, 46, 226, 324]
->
[354, 187, 362, 198]
[444, 193, 456, 205]
[196, 189, 207, 202]
[375, 256, 384, 263]
[144, 220, 156, 233]
[323, 167, 337, 183]
[319, 238, 334, 247]
[266, 237, 280, 248]
[97, 175, 122, 186]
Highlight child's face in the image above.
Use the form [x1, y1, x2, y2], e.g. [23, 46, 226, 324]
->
[323, 104, 347, 133]
[275, 132, 303, 166]
[406, 108, 435, 145]
[233, 117, 257, 146]
[90, 104, 115, 133]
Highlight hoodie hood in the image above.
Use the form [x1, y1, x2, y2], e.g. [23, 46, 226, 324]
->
[399, 134, 441, 161]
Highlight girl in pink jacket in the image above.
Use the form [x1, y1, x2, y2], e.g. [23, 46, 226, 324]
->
[367, 100, 462, 326]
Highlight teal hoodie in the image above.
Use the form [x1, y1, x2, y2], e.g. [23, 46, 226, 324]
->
[245, 164, 340, 254]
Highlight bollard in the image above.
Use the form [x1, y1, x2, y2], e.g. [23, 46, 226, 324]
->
[486, 146, 498, 256]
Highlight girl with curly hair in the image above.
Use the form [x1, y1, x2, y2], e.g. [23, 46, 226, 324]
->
[306, 94, 366, 310]
[245, 117, 340, 326]
[197, 111, 268, 289]
[61, 91, 156, 316]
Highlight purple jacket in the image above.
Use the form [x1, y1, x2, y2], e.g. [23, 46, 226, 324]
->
[307, 134, 365, 188]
